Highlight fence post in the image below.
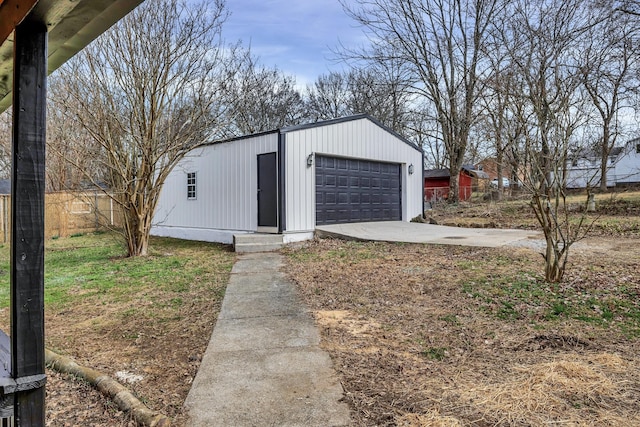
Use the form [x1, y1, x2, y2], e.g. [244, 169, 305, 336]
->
[2, 196, 6, 244]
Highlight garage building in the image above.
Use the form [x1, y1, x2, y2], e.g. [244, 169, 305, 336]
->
[152, 115, 424, 244]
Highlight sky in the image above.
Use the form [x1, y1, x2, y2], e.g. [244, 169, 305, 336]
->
[222, 0, 366, 88]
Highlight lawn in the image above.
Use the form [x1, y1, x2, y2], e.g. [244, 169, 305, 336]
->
[428, 189, 640, 237]
[0, 233, 235, 426]
[0, 190, 637, 426]
[284, 194, 640, 425]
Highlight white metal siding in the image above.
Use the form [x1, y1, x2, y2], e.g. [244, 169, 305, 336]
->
[614, 148, 640, 184]
[565, 145, 640, 188]
[283, 119, 423, 232]
[153, 133, 279, 234]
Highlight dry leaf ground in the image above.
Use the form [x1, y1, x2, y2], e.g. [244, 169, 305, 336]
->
[284, 234, 640, 426]
[3, 191, 637, 426]
[0, 235, 235, 426]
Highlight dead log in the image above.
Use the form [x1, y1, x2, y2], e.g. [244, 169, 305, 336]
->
[45, 349, 171, 427]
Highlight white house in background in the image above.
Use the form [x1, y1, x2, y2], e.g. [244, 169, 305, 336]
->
[151, 115, 425, 244]
[566, 138, 640, 189]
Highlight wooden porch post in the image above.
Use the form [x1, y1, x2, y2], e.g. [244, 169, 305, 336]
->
[11, 19, 48, 426]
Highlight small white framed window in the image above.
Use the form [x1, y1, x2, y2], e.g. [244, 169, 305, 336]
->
[187, 172, 197, 200]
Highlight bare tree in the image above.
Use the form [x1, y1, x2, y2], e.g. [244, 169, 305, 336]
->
[505, 0, 596, 282]
[46, 76, 104, 192]
[479, 14, 531, 199]
[406, 102, 445, 168]
[0, 110, 10, 179]
[478, 71, 515, 199]
[220, 47, 305, 136]
[343, 0, 505, 202]
[348, 64, 412, 133]
[54, 0, 229, 256]
[578, 4, 639, 190]
[305, 66, 412, 133]
[305, 71, 351, 121]
[612, 0, 640, 16]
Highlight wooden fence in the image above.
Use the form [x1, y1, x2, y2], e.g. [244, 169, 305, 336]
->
[0, 191, 122, 242]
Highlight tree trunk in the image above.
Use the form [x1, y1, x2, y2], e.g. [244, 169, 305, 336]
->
[496, 150, 504, 201]
[448, 170, 460, 203]
[544, 241, 568, 283]
[600, 127, 610, 191]
[123, 204, 151, 257]
[128, 232, 150, 257]
[532, 193, 569, 283]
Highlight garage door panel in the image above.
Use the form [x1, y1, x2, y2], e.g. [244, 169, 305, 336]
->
[324, 193, 333, 204]
[324, 157, 335, 168]
[324, 174, 336, 187]
[316, 156, 401, 225]
[337, 192, 349, 204]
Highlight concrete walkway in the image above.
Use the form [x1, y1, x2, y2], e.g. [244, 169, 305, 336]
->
[316, 221, 541, 247]
[184, 252, 351, 427]
[184, 222, 539, 425]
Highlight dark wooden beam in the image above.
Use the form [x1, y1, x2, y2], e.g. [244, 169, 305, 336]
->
[11, 18, 47, 426]
[0, 0, 39, 46]
[0, 0, 146, 113]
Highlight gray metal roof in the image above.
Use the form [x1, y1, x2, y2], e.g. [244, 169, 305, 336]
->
[423, 169, 450, 179]
[281, 114, 423, 153]
[465, 168, 489, 179]
[0, 0, 145, 113]
[611, 146, 625, 157]
[424, 166, 488, 179]
[201, 114, 423, 154]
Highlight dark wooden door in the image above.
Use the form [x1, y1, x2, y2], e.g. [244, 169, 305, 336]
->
[257, 152, 278, 227]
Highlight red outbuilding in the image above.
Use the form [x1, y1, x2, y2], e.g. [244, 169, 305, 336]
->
[424, 168, 474, 202]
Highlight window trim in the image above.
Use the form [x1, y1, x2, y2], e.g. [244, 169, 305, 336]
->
[187, 172, 197, 200]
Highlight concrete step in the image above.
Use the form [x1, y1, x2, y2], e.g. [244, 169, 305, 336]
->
[234, 233, 284, 245]
[233, 233, 284, 253]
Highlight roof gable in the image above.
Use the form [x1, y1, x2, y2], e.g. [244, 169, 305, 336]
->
[202, 114, 423, 153]
[281, 114, 422, 153]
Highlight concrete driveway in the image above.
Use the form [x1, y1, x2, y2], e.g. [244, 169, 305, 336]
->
[316, 221, 541, 248]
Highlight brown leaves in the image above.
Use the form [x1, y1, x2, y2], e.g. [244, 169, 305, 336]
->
[285, 237, 640, 426]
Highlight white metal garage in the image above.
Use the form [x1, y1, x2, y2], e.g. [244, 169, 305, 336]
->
[152, 114, 424, 244]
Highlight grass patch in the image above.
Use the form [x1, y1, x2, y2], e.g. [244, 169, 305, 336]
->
[439, 314, 460, 325]
[422, 347, 447, 361]
[0, 232, 235, 316]
[461, 269, 640, 337]
[286, 206, 640, 426]
[288, 240, 382, 264]
[0, 232, 238, 424]
[428, 189, 640, 236]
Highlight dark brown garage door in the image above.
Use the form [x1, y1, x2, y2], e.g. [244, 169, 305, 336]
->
[315, 156, 401, 225]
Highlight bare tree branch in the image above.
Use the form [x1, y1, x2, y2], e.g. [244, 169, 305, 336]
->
[52, 0, 229, 256]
